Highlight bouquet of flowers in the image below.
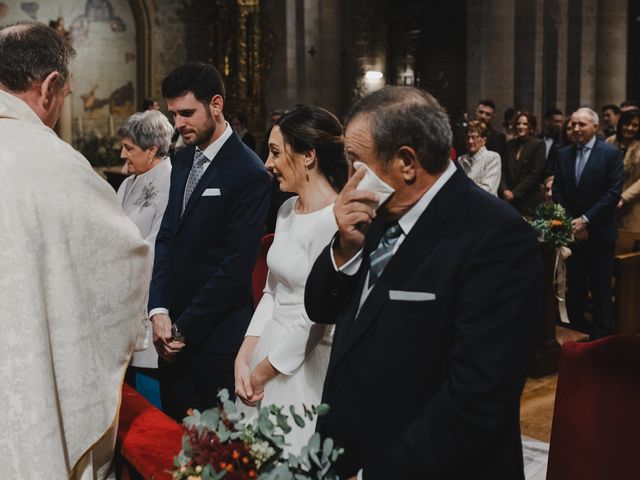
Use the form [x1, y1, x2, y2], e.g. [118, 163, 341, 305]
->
[173, 390, 343, 480]
[530, 202, 574, 248]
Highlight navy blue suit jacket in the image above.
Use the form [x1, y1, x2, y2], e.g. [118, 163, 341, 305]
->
[552, 139, 623, 242]
[305, 167, 542, 479]
[149, 133, 270, 353]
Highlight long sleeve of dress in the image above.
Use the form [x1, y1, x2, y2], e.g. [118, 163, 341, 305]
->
[244, 270, 277, 337]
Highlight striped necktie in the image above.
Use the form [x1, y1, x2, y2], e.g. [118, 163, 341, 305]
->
[368, 222, 403, 288]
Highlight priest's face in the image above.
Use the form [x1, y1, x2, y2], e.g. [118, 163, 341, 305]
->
[167, 92, 217, 149]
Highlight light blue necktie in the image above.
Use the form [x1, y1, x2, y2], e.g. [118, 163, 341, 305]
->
[368, 222, 403, 288]
[183, 149, 209, 214]
[575, 146, 589, 183]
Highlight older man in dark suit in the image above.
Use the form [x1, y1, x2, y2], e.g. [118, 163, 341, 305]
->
[305, 87, 542, 479]
[553, 107, 623, 338]
[149, 63, 270, 420]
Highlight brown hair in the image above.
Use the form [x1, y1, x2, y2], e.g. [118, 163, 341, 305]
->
[466, 120, 488, 138]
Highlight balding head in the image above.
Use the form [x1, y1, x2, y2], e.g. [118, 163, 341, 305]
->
[345, 86, 452, 174]
[0, 21, 75, 93]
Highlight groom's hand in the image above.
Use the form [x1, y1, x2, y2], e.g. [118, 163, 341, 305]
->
[333, 167, 377, 267]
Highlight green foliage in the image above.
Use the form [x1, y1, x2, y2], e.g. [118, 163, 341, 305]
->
[530, 202, 574, 248]
[174, 389, 342, 480]
[74, 135, 121, 167]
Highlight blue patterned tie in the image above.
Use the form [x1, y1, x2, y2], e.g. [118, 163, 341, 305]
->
[368, 222, 403, 288]
[183, 149, 209, 214]
[575, 146, 588, 183]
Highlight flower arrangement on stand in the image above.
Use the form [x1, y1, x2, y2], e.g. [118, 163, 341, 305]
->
[529, 202, 573, 248]
[173, 389, 343, 480]
[529, 202, 574, 324]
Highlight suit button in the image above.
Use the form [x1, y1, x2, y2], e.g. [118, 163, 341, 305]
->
[329, 289, 339, 297]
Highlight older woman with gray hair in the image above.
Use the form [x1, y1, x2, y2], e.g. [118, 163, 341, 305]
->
[116, 109, 173, 404]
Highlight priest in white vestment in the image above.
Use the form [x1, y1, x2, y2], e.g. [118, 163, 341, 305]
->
[0, 22, 151, 479]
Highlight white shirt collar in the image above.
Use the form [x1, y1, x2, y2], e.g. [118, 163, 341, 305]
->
[398, 160, 456, 236]
[197, 121, 232, 161]
[581, 135, 596, 150]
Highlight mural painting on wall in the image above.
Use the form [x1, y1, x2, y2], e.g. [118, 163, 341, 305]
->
[0, 0, 136, 164]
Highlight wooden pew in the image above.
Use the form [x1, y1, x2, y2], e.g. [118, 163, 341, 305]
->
[613, 229, 640, 334]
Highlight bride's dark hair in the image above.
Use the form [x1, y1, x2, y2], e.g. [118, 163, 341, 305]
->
[276, 106, 348, 192]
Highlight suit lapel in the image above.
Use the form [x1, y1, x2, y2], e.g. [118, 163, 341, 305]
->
[330, 168, 468, 366]
[177, 134, 238, 228]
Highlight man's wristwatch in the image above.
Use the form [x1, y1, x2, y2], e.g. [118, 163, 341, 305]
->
[171, 323, 186, 343]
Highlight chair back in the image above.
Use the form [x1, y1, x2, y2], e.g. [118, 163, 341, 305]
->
[252, 234, 274, 307]
[547, 335, 640, 479]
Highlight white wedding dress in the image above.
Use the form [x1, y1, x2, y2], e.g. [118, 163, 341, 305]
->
[238, 196, 337, 454]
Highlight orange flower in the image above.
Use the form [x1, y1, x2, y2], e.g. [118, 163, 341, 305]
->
[232, 450, 240, 460]
[242, 456, 250, 464]
[219, 462, 227, 470]
[550, 219, 563, 227]
[248, 470, 257, 478]
[225, 464, 234, 472]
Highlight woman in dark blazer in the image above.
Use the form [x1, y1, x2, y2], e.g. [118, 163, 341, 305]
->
[500, 111, 546, 218]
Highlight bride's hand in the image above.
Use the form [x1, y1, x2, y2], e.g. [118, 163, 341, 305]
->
[247, 357, 280, 406]
[234, 358, 254, 404]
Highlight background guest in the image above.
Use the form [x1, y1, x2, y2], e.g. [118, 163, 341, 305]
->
[235, 106, 347, 453]
[474, 98, 507, 160]
[563, 117, 575, 145]
[553, 107, 623, 338]
[620, 100, 640, 113]
[537, 107, 565, 177]
[117, 110, 174, 407]
[606, 110, 640, 230]
[503, 107, 516, 141]
[141, 98, 160, 111]
[457, 119, 502, 195]
[601, 104, 621, 138]
[500, 111, 546, 218]
[231, 111, 257, 151]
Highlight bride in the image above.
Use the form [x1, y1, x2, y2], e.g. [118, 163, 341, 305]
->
[234, 106, 347, 452]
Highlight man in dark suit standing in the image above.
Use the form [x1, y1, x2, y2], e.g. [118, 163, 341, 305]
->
[304, 87, 542, 479]
[149, 63, 270, 420]
[552, 107, 623, 338]
[537, 107, 564, 177]
[475, 98, 507, 160]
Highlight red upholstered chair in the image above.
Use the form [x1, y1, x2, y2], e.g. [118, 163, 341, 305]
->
[252, 233, 274, 308]
[117, 384, 183, 480]
[546, 335, 640, 480]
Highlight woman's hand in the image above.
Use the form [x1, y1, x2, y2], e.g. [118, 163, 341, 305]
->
[247, 357, 280, 407]
[234, 358, 255, 405]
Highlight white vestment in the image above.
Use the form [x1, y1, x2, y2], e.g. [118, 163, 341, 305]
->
[0, 90, 151, 479]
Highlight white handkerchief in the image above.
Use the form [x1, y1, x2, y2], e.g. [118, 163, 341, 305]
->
[353, 161, 395, 210]
[202, 188, 221, 197]
[388, 290, 436, 301]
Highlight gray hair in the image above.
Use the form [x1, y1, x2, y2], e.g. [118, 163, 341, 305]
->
[574, 107, 599, 126]
[118, 110, 174, 158]
[0, 21, 76, 92]
[345, 86, 452, 174]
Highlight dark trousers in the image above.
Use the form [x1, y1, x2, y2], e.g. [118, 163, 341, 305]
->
[566, 240, 615, 336]
[159, 349, 235, 422]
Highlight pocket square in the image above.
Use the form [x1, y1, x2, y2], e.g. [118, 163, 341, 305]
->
[388, 290, 436, 301]
[202, 188, 221, 196]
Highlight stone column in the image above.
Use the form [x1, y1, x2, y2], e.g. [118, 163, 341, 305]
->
[579, 0, 597, 107]
[514, 0, 544, 119]
[595, 0, 628, 108]
[466, 0, 515, 118]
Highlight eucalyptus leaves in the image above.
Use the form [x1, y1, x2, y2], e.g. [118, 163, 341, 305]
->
[173, 389, 343, 480]
[530, 202, 574, 248]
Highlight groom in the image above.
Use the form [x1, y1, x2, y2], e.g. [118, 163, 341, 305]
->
[305, 87, 542, 479]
